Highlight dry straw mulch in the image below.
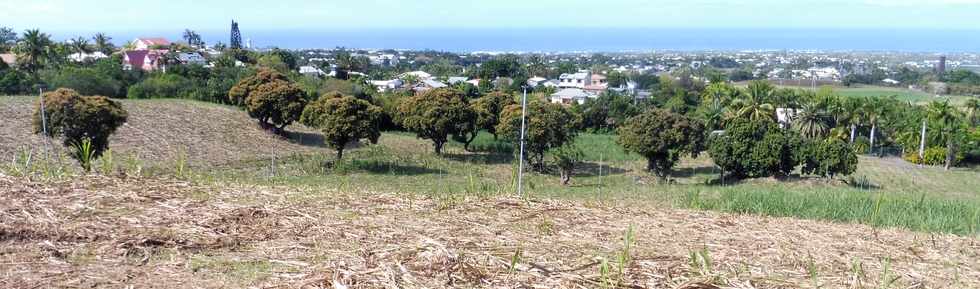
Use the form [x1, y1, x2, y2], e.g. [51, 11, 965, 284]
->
[1, 174, 977, 288]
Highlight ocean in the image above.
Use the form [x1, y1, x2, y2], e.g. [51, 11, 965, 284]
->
[53, 28, 980, 52]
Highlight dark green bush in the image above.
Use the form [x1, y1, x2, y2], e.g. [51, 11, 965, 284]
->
[708, 119, 802, 178]
[32, 88, 128, 164]
[801, 138, 858, 178]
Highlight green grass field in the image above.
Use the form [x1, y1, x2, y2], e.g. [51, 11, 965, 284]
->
[779, 84, 974, 105]
[191, 131, 980, 236]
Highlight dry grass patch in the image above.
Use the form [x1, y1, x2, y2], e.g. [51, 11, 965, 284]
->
[0, 96, 328, 168]
[1, 173, 977, 288]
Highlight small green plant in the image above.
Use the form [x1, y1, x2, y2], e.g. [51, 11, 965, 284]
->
[536, 218, 555, 235]
[124, 153, 143, 177]
[870, 193, 885, 227]
[806, 254, 820, 288]
[850, 258, 865, 287]
[879, 257, 898, 289]
[174, 147, 188, 178]
[71, 138, 96, 172]
[509, 246, 522, 274]
[688, 246, 713, 276]
[598, 258, 613, 288]
[617, 224, 636, 280]
[98, 149, 114, 175]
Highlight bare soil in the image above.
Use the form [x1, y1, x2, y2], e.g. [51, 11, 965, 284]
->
[1, 174, 977, 288]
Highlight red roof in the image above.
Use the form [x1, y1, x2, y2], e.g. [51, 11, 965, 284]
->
[123, 50, 149, 68]
[136, 37, 170, 47]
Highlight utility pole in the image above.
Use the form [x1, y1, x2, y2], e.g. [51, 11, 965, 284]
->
[918, 120, 927, 168]
[517, 86, 528, 197]
[38, 86, 51, 161]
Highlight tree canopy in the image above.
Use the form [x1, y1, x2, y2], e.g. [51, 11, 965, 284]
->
[617, 108, 706, 180]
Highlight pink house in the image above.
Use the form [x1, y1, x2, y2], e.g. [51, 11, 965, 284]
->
[122, 50, 167, 71]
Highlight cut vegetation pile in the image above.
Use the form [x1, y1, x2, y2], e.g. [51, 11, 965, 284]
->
[0, 96, 327, 167]
[1, 174, 977, 288]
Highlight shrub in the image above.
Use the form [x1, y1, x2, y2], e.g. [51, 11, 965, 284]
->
[397, 88, 475, 154]
[617, 108, 705, 180]
[497, 100, 579, 170]
[127, 73, 192, 99]
[300, 92, 382, 160]
[42, 67, 124, 97]
[32, 88, 127, 169]
[905, 147, 964, 166]
[228, 68, 289, 106]
[708, 119, 801, 179]
[801, 139, 858, 178]
[0, 68, 30, 95]
[551, 144, 584, 186]
[229, 68, 307, 132]
[245, 80, 307, 132]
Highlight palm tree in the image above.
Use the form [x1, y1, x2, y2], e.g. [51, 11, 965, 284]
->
[825, 96, 846, 127]
[863, 98, 889, 155]
[15, 29, 52, 77]
[964, 98, 980, 126]
[183, 29, 202, 48]
[841, 98, 864, 143]
[730, 80, 776, 123]
[926, 100, 962, 170]
[69, 36, 91, 58]
[792, 102, 830, 139]
[92, 33, 114, 55]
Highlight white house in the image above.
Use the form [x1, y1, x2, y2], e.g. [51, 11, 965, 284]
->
[369, 54, 399, 66]
[177, 52, 207, 66]
[526, 76, 547, 87]
[69, 52, 108, 62]
[299, 65, 326, 77]
[400, 71, 432, 80]
[413, 79, 448, 94]
[558, 71, 592, 88]
[447, 77, 469, 85]
[370, 79, 404, 92]
[550, 88, 596, 105]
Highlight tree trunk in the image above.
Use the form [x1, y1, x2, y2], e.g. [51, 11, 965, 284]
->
[336, 148, 344, 162]
[869, 123, 877, 155]
[849, 124, 857, 143]
[463, 131, 478, 152]
[945, 137, 954, 171]
[560, 169, 571, 186]
[434, 140, 444, 155]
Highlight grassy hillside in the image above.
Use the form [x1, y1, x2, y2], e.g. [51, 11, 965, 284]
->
[0, 96, 329, 168]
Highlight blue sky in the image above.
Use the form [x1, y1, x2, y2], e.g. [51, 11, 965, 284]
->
[2, 0, 979, 32]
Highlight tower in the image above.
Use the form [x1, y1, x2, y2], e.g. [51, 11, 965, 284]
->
[936, 55, 947, 76]
[230, 20, 242, 49]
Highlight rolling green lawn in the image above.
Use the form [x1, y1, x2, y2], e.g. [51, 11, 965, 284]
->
[193, 131, 980, 236]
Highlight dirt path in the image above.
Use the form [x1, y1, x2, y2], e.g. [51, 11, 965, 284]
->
[1, 174, 977, 288]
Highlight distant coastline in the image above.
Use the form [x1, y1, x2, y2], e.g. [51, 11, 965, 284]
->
[45, 28, 980, 52]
